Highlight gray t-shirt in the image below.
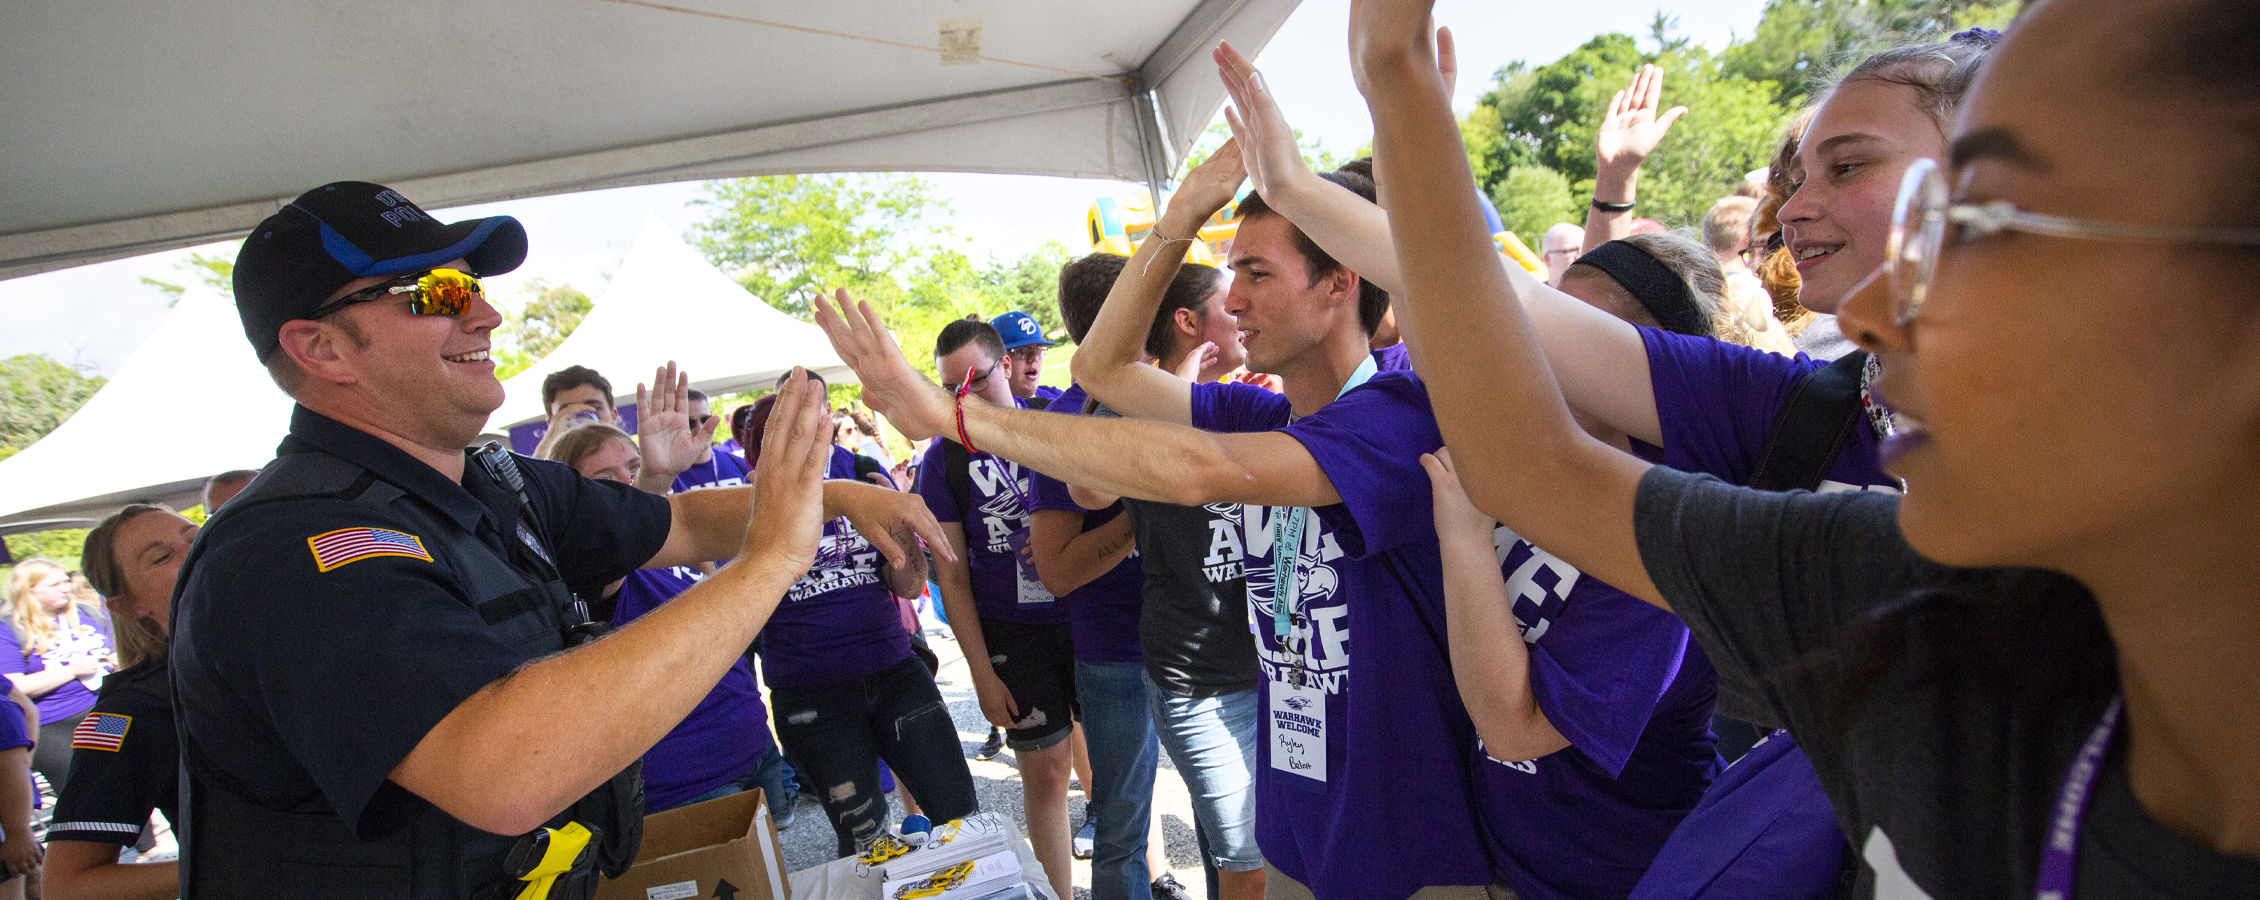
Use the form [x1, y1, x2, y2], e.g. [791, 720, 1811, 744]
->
[1634, 466, 2260, 899]
[1090, 404, 1259, 696]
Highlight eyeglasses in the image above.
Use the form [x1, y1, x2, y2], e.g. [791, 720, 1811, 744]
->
[310, 267, 483, 319]
[943, 358, 1000, 393]
[692, 415, 715, 427]
[1887, 158, 2260, 325]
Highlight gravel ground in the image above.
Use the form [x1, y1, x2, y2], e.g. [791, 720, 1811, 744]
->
[766, 606, 1213, 898]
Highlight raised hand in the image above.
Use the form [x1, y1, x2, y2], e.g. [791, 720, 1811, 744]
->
[741, 369, 830, 575]
[1170, 136, 1246, 227]
[1175, 341, 1221, 382]
[1595, 64, 1688, 176]
[633, 361, 717, 483]
[811, 289, 954, 441]
[1348, 0, 1443, 97]
[1217, 42, 1306, 205]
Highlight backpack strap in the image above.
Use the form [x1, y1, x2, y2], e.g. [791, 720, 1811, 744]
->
[1747, 350, 1868, 493]
[944, 439, 973, 519]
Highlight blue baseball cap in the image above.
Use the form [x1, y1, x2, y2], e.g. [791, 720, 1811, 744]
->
[233, 181, 528, 362]
[989, 311, 1055, 350]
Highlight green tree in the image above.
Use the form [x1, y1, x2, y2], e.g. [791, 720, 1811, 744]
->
[0, 355, 106, 455]
[1465, 29, 1791, 230]
[691, 174, 953, 317]
[1722, 0, 2020, 107]
[1489, 166, 1582, 245]
[140, 245, 241, 305]
[492, 279, 592, 379]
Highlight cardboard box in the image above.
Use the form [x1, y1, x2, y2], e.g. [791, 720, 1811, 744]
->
[596, 788, 791, 900]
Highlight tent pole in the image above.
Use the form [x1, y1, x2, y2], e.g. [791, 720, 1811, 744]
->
[1129, 81, 1174, 203]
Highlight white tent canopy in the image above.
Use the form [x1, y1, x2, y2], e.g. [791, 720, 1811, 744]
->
[0, 0, 1299, 279]
[488, 218, 853, 430]
[0, 286, 294, 534]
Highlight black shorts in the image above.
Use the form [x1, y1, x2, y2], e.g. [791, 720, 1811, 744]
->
[979, 620, 1078, 751]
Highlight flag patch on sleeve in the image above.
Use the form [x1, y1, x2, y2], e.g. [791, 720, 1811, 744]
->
[72, 712, 131, 752]
[307, 527, 433, 572]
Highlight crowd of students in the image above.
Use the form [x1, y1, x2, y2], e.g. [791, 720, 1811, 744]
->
[10, 0, 2257, 897]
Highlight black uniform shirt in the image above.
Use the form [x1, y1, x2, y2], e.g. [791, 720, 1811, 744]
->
[171, 406, 672, 840]
[50, 660, 178, 845]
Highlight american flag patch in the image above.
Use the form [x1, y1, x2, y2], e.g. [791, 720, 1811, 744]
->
[307, 527, 432, 572]
[72, 712, 131, 752]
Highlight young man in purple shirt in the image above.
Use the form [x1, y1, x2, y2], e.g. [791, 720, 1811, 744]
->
[1024, 253, 1206, 900]
[915, 319, 1081, 900]
[819, 141, 1493, 900]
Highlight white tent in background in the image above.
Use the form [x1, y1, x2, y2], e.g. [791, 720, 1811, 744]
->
[0, 286, 293, 534]
[486, 218, 853, 431]
[0, 0, 1301, 279]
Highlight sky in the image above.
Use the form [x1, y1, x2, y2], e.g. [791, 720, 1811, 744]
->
[1, 0, 1767, 378]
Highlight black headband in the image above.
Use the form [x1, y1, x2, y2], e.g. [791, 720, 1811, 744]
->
[1575, 240, 1708, 337]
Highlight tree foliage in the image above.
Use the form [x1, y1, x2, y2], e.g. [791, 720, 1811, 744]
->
[1722, 0, 2020, 107]
[1461, 0, 2017, 242]
[140, 245, 240, 305]
[0, 355, 105, 454]
[690, 172, 1082, 383]
[1466, 31, 1788, 234]
[492, 279, 593, 379]
[691, 174, 954, 319]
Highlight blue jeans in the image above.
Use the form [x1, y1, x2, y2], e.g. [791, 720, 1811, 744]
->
[666, 743, 789, 815]
[1077, 660, 1160, 900]
[1144, 675, 1263, 872]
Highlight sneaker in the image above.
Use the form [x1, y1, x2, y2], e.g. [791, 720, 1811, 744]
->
[772, 797, 797, 831]
[1072, 815, 1096, 859]
[975, 727, 1006, 761]
[1151, 873, 1194, 900]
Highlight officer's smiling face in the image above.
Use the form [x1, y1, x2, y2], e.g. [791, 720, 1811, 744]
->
[321, 259, 507, 446]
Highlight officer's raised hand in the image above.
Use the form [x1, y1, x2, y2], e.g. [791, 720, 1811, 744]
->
[741, 369, 830, 575]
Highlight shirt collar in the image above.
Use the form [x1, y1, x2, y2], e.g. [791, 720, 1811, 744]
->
[280, 404, 489, 532]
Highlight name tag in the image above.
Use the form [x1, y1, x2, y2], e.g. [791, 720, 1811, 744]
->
[1009, 532, 1052, 606]
[1269, 680, 1327, 785]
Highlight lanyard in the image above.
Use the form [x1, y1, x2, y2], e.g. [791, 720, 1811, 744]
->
[1269, 356, 1379, 680]
[2035, 694, 2123, 900]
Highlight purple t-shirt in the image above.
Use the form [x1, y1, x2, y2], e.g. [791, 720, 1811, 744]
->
[672, 448, 751, 494]
[916, 406, 1066, 626]
[1371, 342, 1412, 372]
[0, 700, 27, 752]
[1189, 373, 1492, 899]
[758, 446, 916, 689]
[1028, 384, 1145, 664]
[0, 611, 116, 722]
[1475, 527, 1720, 900]
[1642, 329, 1896, 493]
[609, 565, 774, 811]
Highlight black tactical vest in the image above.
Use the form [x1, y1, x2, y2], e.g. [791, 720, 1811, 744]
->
[174, 448, 641, 899]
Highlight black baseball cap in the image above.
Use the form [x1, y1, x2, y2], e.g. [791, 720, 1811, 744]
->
[233, 181, 528, 361]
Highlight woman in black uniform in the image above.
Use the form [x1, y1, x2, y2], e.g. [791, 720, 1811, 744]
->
[47, 504, 193, 900]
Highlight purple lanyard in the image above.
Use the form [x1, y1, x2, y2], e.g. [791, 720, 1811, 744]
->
[2035, 695, 2123, 900]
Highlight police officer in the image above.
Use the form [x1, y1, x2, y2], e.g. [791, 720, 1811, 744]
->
[170, 182, 947, 899]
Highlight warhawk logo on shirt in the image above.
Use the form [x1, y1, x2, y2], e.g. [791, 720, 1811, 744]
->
[307, 527, 432, 572]
[72, 713, 131, 752]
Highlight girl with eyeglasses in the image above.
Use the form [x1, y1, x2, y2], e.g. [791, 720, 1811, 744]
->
[1356, 0, 2260, 895]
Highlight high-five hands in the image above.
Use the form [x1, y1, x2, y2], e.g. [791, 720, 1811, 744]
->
[811, 289, 956, 442]
[635, 361, 718, 484]
[743, 369, 831, 577]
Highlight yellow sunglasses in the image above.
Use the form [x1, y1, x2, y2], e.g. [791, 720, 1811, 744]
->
[312, 267, 482, 318]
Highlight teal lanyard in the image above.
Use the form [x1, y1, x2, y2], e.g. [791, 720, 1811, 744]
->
[1269, 356, 1379, 664]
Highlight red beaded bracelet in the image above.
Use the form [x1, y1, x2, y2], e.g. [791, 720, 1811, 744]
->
[955, 365, 979, 454]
